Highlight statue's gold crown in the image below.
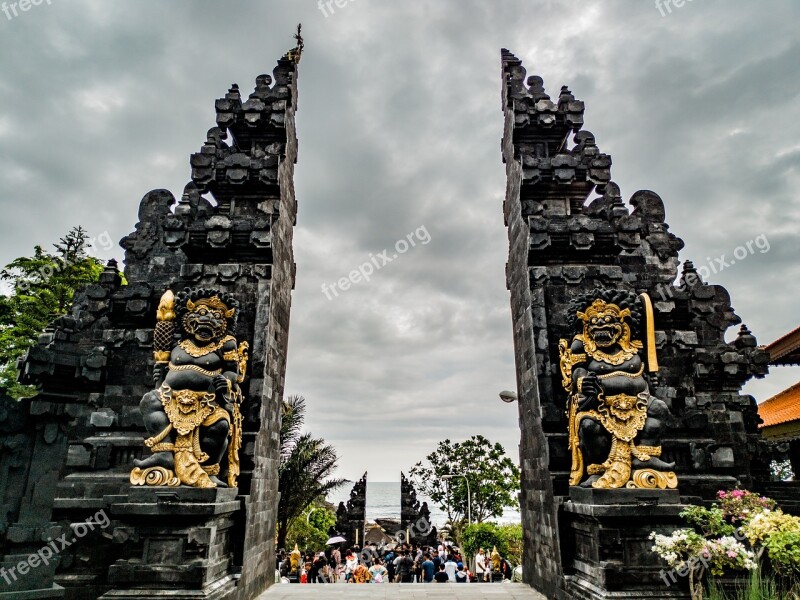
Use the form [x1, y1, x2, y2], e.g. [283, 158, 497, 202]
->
[186, 296, 235, 318]
[577, 299, 631, 323]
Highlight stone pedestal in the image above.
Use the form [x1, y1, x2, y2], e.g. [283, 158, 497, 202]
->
[99, 487, 240, 600]
[561, 488, 690, 599]
[0, 523, 65, 599]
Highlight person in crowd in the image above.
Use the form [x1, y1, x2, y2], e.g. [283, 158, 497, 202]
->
[369, 557, 388, 583]
[432, 548, 442, 573]
[344, 549, 358, 582]
[455, 562, 469, 583]
[434, 563, 450, 583]
[444, 553, 458, 582]
[395, 550, 413, 583]
[501, 557, 513, 581]
[330, 546, 341, 580]
[412, 554, 422, 583]
[384, 550, 396, 582]
[350, 562, 371, 584]
[308, 554, 320, 584]
[475, 548, 486, 582]
[317, 555, 332, 583]
[421, 553, 435, 583]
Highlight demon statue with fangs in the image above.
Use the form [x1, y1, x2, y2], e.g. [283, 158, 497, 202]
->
[131, 288, 248, 488]
[559, 289, 677, 490]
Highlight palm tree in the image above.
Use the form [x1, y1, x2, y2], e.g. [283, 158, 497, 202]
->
[276, 395, 346, 549]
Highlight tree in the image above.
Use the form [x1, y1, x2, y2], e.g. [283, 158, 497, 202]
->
[284, 502, 337, 552]
[461, 522, 509, 562]
[0, 226, 104, 398]
[461, 522, 523, 567]
[409, 435, 520, 526]
[276, 395, 346, 549]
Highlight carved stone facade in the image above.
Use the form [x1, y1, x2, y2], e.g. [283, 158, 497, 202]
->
[501, 49, 770, 599]
[399, 472, 436, 546]
[334, 473, 367, 548]
[1, 42, 301, 599]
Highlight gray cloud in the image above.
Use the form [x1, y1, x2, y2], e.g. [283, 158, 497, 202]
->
[0, 0, 797, 481]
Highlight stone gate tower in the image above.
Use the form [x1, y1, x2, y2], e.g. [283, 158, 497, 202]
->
[0, 41, 302, 599]
[501, 49, 770, 599]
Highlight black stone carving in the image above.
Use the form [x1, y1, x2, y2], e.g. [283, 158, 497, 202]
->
[501, 48, 770, 599]
[400, 472, 436, 546]
[334, 473, 367, 548]
[1, 40, 301, 599]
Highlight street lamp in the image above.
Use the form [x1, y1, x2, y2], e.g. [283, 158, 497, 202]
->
[442, 474, 471, 525]
[499, 390, 518, 403]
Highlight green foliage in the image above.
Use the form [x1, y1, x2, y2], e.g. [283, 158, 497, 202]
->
[498, 523, 523, 566]
[461, 522, 508, 560]
[285, 504, 337, 552]
[461, 522, 523, 566]
[681, 506, 736, 537]
[652, 490, 800, 600]
[764, 531, 800, 577]
[0, 226, 104, 398]
[408, 435, 520, 526]
[708, 569, 785, 600]
[276, 395, 346, 549]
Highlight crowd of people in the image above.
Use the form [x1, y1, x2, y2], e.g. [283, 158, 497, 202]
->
[276, 540, 517, 584]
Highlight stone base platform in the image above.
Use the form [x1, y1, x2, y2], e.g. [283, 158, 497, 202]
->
[258, 583, 546, 599]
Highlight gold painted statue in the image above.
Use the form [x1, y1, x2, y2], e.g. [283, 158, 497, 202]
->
[559, 290, 677, 490]
[131, 288, 248, 489]
[491, 546, 501, 572]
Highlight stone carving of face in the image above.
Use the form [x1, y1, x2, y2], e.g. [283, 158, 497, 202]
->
[182, 301, 228, 344]
[586, 310, 624, 348]
[606, 394, 646, 421]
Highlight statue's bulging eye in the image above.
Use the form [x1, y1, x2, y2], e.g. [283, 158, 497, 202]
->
[605, 316, 611, 322]
[592, 318, 598, 324]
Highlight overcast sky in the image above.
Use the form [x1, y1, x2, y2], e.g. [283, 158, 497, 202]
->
[1, 1, 798, 481]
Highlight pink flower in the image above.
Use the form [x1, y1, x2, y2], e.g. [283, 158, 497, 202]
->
[731, 490, 744, 499]
[726, 550, 737, 558]
[717, 491, 727, 499]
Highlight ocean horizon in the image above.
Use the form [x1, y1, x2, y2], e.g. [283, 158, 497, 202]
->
[327, 481, 521, 529]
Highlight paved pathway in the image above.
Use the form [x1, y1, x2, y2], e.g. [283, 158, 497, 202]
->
[257, 583, 547, 599]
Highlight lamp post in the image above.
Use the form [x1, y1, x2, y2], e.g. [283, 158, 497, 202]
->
[442, 474, 471, 525]
[306, 507, 322, 524]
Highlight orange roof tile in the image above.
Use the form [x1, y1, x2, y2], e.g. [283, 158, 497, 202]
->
[759, 380, 800, 428]
[765, 326, 800, 366]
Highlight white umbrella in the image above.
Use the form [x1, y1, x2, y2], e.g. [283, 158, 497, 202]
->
[326, 536, 346, 545]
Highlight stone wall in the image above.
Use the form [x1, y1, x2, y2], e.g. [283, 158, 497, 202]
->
[501, 48, 771, 599]
[2, 45, 302, 600]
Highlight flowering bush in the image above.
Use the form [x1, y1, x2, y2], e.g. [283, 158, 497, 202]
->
[650, 529, 706, 569]
[700, 536, 758, 576]
[681, 505, 735, 537]
[650, 489, 800, 599]
[715, 489, 776, 524]
[741, 509, 800, 546]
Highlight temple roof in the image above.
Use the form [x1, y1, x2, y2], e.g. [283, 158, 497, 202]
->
[764, 326, 800, 366]
[759, 380, 800, 428]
